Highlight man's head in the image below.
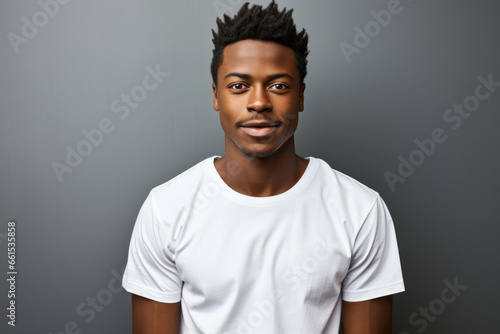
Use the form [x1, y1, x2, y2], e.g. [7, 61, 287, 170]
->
[211, 1, 309, 159]
[210, 1, 309, 86]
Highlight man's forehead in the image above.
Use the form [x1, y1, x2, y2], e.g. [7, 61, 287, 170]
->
[223, 39, 294, 60]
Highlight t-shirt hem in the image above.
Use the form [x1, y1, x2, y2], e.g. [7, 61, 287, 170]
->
[122, 279, 181, 303]
[342, 281, 405, 302]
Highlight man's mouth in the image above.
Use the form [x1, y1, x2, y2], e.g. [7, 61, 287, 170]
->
[239, 121, 281, 137]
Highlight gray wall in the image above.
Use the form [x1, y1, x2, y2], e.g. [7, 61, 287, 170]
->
[1, 0, 498, 333]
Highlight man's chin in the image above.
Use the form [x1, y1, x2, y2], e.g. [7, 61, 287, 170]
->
[240, 147, 276, 159]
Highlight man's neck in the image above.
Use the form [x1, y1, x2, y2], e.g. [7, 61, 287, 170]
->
[214, 137, 309, 197]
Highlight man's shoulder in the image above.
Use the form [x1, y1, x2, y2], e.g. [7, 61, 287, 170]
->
[311, 157, 380, 203]
[310, 157, 385, 228]
[149, 156, 216, 201]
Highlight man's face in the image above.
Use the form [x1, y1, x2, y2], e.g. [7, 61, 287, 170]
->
[212, 39, 305, 158]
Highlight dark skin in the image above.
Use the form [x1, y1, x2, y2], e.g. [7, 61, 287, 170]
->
[212, 39, 308, 197]
[342, 296, 393, 334]
[132, 39, 393, 334]
[132, 294, 180, 334]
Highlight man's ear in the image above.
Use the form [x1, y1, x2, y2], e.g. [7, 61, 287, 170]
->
[212, 82, 220, 111]
[299, 83, 306, 112]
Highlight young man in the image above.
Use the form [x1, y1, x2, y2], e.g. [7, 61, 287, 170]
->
[122, 1, 404, 333]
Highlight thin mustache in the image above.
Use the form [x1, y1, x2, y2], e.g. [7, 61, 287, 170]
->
[236, 116, 280, 127]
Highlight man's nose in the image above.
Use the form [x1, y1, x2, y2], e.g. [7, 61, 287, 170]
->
[247, 86, 272, 113]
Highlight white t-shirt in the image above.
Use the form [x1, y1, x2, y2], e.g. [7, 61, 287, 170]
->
[122, 156, 404, 333]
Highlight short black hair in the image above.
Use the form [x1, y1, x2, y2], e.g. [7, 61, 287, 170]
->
[211, 0, 309, 85]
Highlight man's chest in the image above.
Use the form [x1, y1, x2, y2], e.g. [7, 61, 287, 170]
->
[173, 204, 353, 305]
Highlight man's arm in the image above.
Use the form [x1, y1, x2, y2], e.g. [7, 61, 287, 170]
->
[132, 294, 181, 334]
[341, 295, 393, 334]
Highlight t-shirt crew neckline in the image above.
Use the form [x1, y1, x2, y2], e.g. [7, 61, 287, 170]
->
[207, 155, 318, 206]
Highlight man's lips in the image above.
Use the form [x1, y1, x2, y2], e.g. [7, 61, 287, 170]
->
[239, 121, 281, 137]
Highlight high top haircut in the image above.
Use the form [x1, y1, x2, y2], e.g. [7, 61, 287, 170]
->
[211, 0, 309, 86]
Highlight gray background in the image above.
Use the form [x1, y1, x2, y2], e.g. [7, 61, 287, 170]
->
[1, 0, 498, 333]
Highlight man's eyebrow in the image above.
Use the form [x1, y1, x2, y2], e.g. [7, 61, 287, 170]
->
[267, 73, 294, 81]
[224, 72, 251, 80]
[223, 72, 295, 81]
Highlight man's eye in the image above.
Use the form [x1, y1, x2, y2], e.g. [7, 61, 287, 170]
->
[230, 83, 245, 90]
[270, 83, 287, 90]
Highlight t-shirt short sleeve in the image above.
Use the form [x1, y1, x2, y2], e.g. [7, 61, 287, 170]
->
[122, 192, 182, 303]
[341, 195, 405, 302]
